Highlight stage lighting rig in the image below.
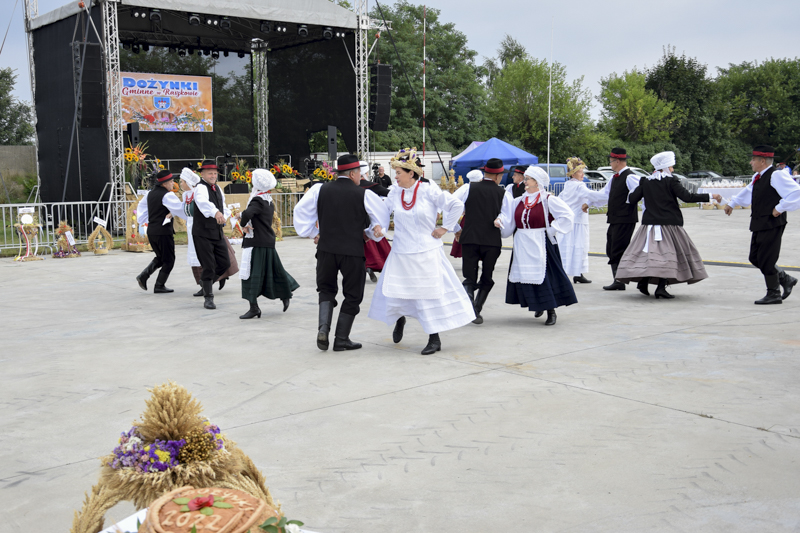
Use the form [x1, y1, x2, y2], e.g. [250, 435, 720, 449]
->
[203, 48, 211, 56]
[260, 21, 271, 33]
[149, 9, 161, 23]
[168, 46, 177, 54]
[238, 51, 245, 58]
[205, 15, 219, 26]
[223, 50, 229, 57]
[188, 13, 200, 26]
[211, 50, 220, 59]
[178, 48, 186, 57]
[131, 43, 140, 54]
[142, 44, 150, 52]
[335, 30, 346, 38]
[323, 27, 333, 39]
[130, 7, 148, 19]
[220, 17, 231, 30]
[122, 42, 131, 50]
[298, 24, 308, 37]
[274, 23, 288, 33]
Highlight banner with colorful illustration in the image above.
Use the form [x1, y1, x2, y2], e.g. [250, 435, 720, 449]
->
[120, 72, 213, 132]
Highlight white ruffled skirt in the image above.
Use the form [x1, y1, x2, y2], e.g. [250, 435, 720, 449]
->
[368, 246, 476, 334]
[186, 217, 200, 267]
[556, 221, 589, 276]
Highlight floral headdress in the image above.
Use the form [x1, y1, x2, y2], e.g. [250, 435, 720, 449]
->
[566, 157, 586, 177]
[390, 147, 424, 175]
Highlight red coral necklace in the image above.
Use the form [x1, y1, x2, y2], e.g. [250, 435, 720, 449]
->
[401, 181, 421, 211]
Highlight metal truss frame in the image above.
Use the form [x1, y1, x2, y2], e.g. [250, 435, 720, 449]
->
[354, 0, 369, 159]
[102, 0, 127, 231]
[252, 43, 269, 167]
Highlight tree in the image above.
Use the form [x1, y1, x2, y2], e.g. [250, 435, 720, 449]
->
[368, 1, 495, 153]
[0, 68, 35, 145]
[597, 69, 678, 143]
[483, 35, 526, 85]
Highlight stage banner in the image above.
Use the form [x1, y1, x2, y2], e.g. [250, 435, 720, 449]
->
[120, 72, 213, 132]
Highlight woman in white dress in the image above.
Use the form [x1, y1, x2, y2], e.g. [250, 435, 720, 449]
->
[495, 166, 577, 326]
[178, 168, 204, 297]
[369, 148, 476, 354]
[556, 157, 592, 284]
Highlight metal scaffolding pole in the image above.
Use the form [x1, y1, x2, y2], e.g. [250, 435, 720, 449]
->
[354, 0, 369, 158]
[101, 0, 126, 231]
[22, 0, 41, 203]
[253, 44, 269, 167]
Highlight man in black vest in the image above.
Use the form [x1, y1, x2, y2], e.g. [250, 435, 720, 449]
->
[192, 160, 231, 309]
[455, 158, 506, 324]
[293, 154, 384, 351]
[136, 170, 187, 293]
[584, 148, 641, 290]
[505, 166, 526, 198]
[724, 145, 800, 304]
[359, 160, 391, 283]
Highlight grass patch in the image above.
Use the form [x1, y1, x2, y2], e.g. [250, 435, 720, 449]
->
[0, 173, 38, 203]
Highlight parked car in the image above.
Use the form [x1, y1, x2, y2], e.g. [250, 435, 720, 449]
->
[687, 170, 724, 182]
[673, 172, 699, 194]
[598, 166, 650, 178]
[584, 169, 613, 183]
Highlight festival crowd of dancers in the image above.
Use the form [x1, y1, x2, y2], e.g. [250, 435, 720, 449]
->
[134, 145, 800, 354]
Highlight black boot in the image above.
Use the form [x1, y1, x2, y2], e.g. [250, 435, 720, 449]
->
[637, 278, 650, 296]
[367, 268, 378, 283]
[282, 298, 290, 312]
[603, 264, 626, 291]
[239, 301, 261, 319]
[393, 316, 406, 343]
[154, 284, 174, 294]
[317, 301, 335, 350]
[202, 281, 216, 309]
[544, 309, 557, 326]
[535, 310, 544, 318]
[193, 287, 204, 297]
[472, 288, 490, 325]
[755, 274, 782, 305]
[654, 278, 674, 299]
[573, 274, 592, 284]
[779, 270, 797, 300]
[333, 313, 362, 351]
[421, 333, 441, 355]
[136, 260, 159, 291]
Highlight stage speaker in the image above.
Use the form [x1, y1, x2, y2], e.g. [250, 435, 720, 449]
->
[127, 122, 140, 146]
[327, 125, 337, 162]
[74, 43, 104, 129]
[369, 64, 392, 131]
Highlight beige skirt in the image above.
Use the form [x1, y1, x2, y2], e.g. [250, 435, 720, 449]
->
[616, 225, 708, 285]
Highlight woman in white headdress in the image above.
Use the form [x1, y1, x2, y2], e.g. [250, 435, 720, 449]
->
[556, 157, 592, 284]
[237, 169, 299, 318]
[616, 151, 721, 299]
[178, 167, 204, 296]
[369, 147, 476, 354]
[495, 166, 577, 326]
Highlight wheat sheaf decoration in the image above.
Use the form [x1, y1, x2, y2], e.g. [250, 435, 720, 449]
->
[70, 381, 278, 533]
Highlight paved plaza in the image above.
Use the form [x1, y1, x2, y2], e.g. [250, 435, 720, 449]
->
[2, 207, 799, 532]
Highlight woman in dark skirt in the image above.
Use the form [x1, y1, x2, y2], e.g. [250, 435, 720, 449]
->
[616, 151, 722, 299]
[495, 166, 577, 326]
[238, 169, 299, 319]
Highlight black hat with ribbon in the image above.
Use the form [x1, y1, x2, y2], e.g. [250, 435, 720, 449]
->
[752, 145, 775, 158]
[482, 158, 505, 174]
[610, 147, 627, 159]
[335, 153, 361, 173]
[199, 159, 218, 171]
[155, 169, 174, 183]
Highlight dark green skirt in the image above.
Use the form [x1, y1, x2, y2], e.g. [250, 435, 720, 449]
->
[241, 247, 300, 303]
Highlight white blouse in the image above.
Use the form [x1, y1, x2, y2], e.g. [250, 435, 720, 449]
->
[293, 180, 385, 241]
[558, 179, 591, 225]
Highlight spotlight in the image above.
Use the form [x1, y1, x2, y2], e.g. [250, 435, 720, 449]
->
[131, 7, 147, 18]
[223, 50, 229, 57]
[149, 9, 161, 23]
[238, 51, 245, 58]
[168, 46, 176, 54]
[260, 21, 271, 33]
[211, 50, 219, 59]
[205, 16, 219, 26]
[298, 24, 308, 37]
[203, 48, 210, 56]
[188, 13, 200, 26]
[323, 27, 333, 39]
[122, 42, 131, 50]
[187, 47, 195, 55]
[131, 43, 140, 54]
[336, 30, 346, 38]
[219, 17, 231, 30]
[178, 48, 186, 57]
[142, 43, 150, 52]
[274, 23, 287, 33]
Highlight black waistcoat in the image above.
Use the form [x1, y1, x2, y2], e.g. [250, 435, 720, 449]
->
[509, 181, 525, 198]
[607, 169, 639, 224]
[751, 167, 787, 232]
[146, 187, 173, 236]
[192, 180, 225, 240]
[461, 180, 505, 247]
[240, 197, 276, 249]
[359, 178, 390, 197]
[318, 178, 370, 257]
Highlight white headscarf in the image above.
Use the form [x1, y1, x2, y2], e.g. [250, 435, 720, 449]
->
[524, 165, 550, 190]
[360, 161, 370, 178]
[648, 151, 676, 180]
[247, 169, 277, 206]
[180, 167, 200, 187]
[466, 169, 483, 182]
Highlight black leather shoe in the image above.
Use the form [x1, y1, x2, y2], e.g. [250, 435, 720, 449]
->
[153, 285, 174, 293]
[544, 310, 557, 326]
[603, 280, 626, 291]
[333, 337, 363, 351]
[332, 312, 362, 351]
[779, 272, 797, 300]
[393, 316, 406, 343]
[193, 288, 204, 297]
[755, 290, 782, 305]
[472, 288, 490, 324]
[317, 301, 334, 351]
[202, 281, 216, 309]
[534, 310, 544, 318]
[367, 268, 378, 283]
[573, 275, 592, 284]
[239, 303, 261, 319]
[421, 333, 441, 355]
[282, 299, 290, 312]
[637, 278, 650, 296]
[218, 277, 227, 290]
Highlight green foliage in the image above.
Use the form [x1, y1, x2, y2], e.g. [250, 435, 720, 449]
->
[369, 1, 495, 152]
[0, 68, 35, 145]
[597, 69, 678, 143]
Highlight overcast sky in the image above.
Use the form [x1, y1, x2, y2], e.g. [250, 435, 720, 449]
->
[3, 0, 799, 121]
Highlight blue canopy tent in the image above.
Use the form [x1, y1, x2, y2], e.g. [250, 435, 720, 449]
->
[450, 138, 538, 184]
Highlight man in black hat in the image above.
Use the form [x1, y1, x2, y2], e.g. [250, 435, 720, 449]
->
[293, 154, 385, 351]
[505, 167, 527, 198]
[455, 158, 506, 324]
[583, 148, 641, 290]
[724, 145, 800, 304]
[136, 170, 187, 293]
[192, 160, 232, 309]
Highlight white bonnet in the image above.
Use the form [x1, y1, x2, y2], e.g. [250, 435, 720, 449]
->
[524, 165, 550, 189]
[180, 167, 200, 187]
[466, 169, 484, 182]
[650, 151, 676, 171]
[252, 168, 277, 192]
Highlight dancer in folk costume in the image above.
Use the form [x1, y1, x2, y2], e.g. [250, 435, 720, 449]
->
[450, 169, 484, 260]
[369, 148, 476, 354]
[616, 151, 722, 299]
[495, 166, 577, 326]
[505, 166, 527, 198]
[583, 148, 641, 290]
[452, 160, 506, 324]
[358, 160, 392, 283]
[557, 157, 593, 284]
[177, 168, 204, 297]
[294, 154, 385, 351]
[238, 169, 299, 318]
[723, 145, 800, 304]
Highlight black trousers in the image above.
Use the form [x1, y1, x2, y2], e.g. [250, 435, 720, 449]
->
[193, 235, 231, 282]
[316, 250, 366, 316]
[462, 243, 502, 290]
[606, 222, 636, 266]
[749, 225, 785, 277]
[148, 234, 175, 286]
